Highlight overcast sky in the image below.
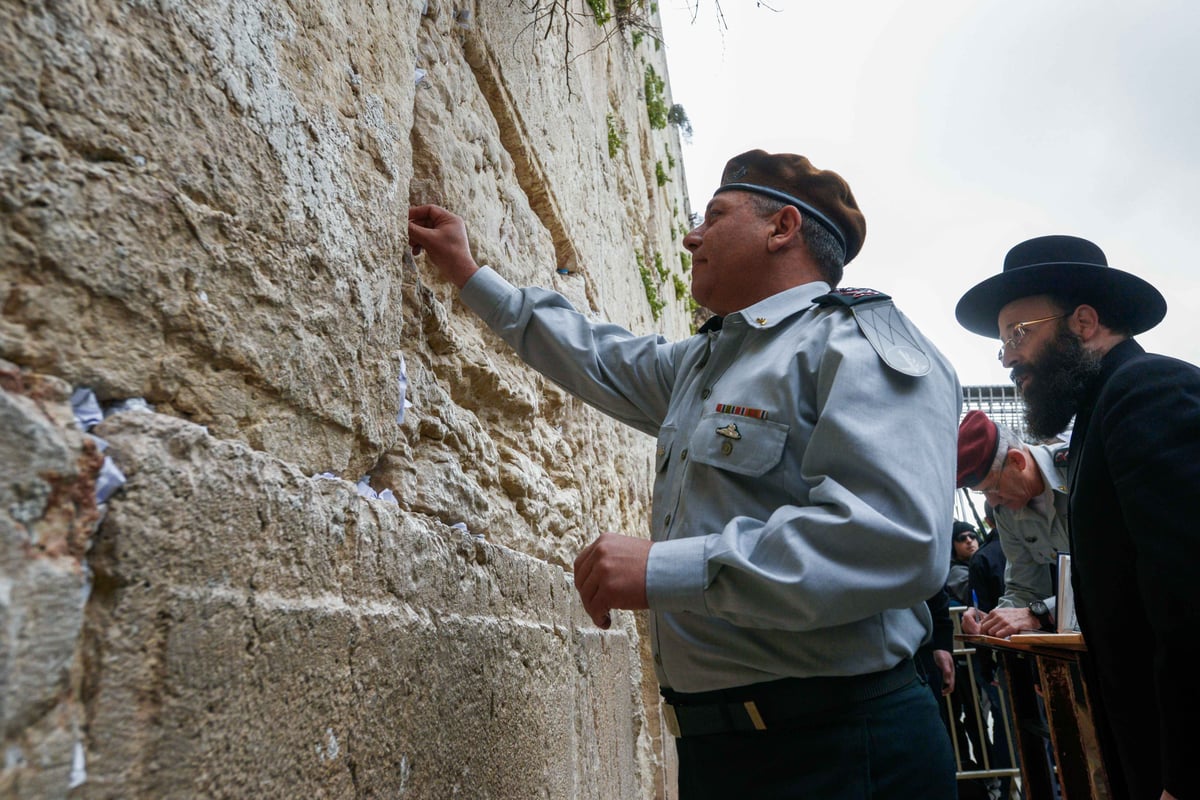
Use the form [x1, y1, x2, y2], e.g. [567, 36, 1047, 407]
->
[657, 0, 1200, 386]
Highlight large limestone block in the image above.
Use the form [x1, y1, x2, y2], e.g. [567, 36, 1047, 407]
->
[464, 3, 692, 333]
[0, 0, 423, 477]
[75, 410, 647, 798]
[1, 0, 693, 793]
[412, 1, 692, 337]
[394, 2, 672, 569]
[0, 366, 99, 798]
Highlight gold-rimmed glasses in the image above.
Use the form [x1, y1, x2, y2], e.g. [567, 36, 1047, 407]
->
[996, 314, 1068, 361]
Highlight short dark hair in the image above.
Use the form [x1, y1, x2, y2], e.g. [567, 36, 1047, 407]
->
[1045, 293, 1134, 337]
[748, 194, 846, 286]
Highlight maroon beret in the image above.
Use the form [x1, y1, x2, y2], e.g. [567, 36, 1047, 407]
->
[957, 410, 999, 488]
[715, 150, 867, 263]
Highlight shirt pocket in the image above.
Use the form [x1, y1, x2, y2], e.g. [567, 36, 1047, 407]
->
[688, 411, 789, 477]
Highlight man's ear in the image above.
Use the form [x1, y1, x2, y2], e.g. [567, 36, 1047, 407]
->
[1007, 448, 1028, 473]
[766, 205, 803, 252]
[1068, 304, 1102, 341]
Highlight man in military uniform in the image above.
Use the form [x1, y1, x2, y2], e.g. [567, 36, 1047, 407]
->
[409, 150, 960, 799]
[956, 410, 1070, 637]
[956, 235, 1200, 800]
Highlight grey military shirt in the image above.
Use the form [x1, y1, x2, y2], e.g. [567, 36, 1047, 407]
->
[994, 443, 1071, 611]
[462, 267, 961, 692]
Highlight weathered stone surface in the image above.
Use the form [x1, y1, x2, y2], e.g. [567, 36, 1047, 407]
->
[1, 0, 423, 477]
[77, 411, 645, 798]
[2, 0, 691, 795]
[0, 366, 95, 798]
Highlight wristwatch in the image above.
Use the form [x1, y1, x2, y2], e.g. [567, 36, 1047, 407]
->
[1028, 600, 1055, 632]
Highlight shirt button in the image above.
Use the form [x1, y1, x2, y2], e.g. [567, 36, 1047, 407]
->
[701, 388, 711, 400]
[721, 441, 733, 455]
[664, 514, 672, 527]
[654, 652, 662, 665]
[681, 449, 688, 460]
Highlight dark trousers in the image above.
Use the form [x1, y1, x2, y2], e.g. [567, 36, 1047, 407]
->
[673, 679, 956, 800]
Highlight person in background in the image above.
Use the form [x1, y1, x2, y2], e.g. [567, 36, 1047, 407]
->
[409, 149, 961, 799]
[956, 234, 1200, 800]
[966, 503, 1015, 800]
[917, 587, 956, 701]
[956, 410, 1068, 638]
[940, 520, 988, 786]
[946, 520, 979, 607]
[969, 507, 1007, 615]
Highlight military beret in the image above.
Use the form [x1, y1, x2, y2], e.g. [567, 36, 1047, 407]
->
[957, 410, 1000, 488]
[715, 150, 866, 263]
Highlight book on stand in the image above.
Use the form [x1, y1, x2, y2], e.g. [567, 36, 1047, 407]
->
[1056, 552, 1080, 633]
[1005, 552, 1085, 647]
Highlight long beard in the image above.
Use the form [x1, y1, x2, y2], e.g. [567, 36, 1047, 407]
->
[1016, 327, 1103, 440]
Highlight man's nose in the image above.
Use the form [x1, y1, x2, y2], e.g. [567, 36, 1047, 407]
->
[683, 227, 702, 252]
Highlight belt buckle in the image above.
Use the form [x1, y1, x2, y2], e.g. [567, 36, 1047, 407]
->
[743, 700, 767, 731]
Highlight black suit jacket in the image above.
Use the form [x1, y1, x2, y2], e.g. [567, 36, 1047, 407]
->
[1068, 338, 1200, 799]
[968, 529, 1007, 613]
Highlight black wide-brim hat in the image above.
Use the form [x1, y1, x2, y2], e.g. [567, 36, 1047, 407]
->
[956, 235, 1166, 338]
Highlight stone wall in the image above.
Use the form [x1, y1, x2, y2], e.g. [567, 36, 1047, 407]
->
[1, 0, 694, 796]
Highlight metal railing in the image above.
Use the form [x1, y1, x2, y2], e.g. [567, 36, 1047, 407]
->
[946, 606, 1024, 799]
[962, 385, 1026, 440]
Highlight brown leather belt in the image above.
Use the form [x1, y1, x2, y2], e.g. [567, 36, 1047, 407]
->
[660, 658, 917, 738]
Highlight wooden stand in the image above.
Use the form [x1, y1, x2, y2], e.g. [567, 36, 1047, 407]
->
[958, 634, 1124, 800]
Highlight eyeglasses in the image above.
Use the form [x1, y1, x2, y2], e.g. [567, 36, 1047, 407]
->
[970, 455, 1009, 497]
[996, 313, 1068, 361]
[954, 533, 975, 543]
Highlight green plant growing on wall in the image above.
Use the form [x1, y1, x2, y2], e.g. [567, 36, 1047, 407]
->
[654, 251, 670, 280]
[638, 257, 666, 321]
[667, 103, 693, 141]
[673, 274, 689, 300]
[655, 160, 669, 186]
[586, 0, 612, 24]
[607, 114, 623, 159]
[644, 65, 668, 129]
[680, 251, 692, 271]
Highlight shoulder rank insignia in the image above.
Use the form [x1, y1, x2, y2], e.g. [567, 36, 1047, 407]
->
[813, 288, 932, 377]
[813, 287, 892, 306]
[1052, 445, 1070, 469]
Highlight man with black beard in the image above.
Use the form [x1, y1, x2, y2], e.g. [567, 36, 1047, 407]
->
[955, 235, 1199, 800]
[1011, 323, 1100, 440]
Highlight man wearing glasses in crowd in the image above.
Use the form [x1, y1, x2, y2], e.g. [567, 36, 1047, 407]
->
[955, 234, 1199, 800]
